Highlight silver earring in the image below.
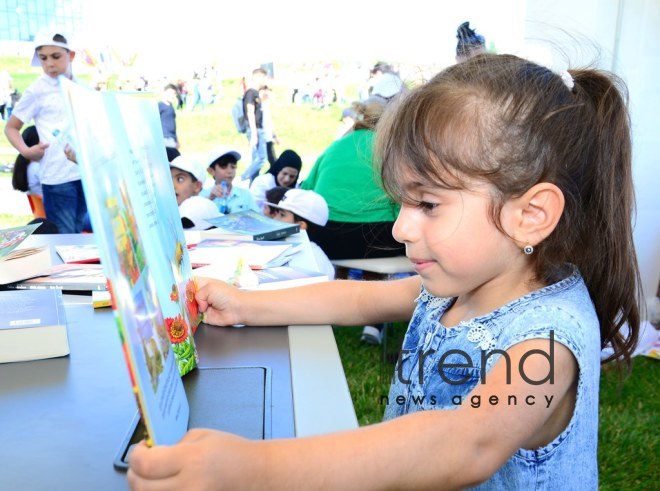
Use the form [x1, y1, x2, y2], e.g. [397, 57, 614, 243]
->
[523, 245, 534, 255]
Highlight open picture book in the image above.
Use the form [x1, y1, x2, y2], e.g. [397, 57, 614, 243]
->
[0, 223, 52, 285]
[62, 78, 201, 447]
[188, 238, 296, 269]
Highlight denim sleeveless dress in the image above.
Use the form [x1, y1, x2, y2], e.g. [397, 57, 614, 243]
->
[384, 268, 601, 489]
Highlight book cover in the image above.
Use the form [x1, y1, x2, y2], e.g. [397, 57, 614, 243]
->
[62, 79, 200, 446]
[0, 289, 69, 363]
[55, 244, 101, 264]
[5, 263, 107, 292]
[204, 210, 300, 241]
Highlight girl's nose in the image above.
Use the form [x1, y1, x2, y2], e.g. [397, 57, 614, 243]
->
[392, 205, 417, 244]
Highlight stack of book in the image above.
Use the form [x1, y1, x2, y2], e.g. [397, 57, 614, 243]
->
[0, 289, 69, 363]
[3, 263, 107, 292]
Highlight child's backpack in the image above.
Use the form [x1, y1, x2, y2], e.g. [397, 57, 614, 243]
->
[231, 97, 248, 134]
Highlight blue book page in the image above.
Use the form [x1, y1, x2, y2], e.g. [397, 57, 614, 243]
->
[60, 78, 189, 446]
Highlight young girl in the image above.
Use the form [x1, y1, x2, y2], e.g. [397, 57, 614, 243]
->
[11, 125, 45, 219]
[128, 54, 641, 490]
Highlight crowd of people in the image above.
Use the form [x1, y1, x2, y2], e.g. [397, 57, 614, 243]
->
[4, 22, 645, 490]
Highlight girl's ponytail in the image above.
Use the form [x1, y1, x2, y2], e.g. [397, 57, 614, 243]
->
[11, 125, 40, 194]
[11, 154, 30, 192]
[569, 70, 641, 365]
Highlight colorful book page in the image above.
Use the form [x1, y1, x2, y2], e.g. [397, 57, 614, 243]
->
[0, 223, 42, 259]
[61, 78, 199, 445]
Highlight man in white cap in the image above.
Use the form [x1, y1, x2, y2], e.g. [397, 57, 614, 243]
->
[4, 31, 86, 234]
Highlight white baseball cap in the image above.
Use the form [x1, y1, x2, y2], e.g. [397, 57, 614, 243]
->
[31, 31, 74, 67]
[179, 196, 221, 230]
[170, 155, 207, 183]
[267, 189, 329, 226]
[206, 145, 241, 168]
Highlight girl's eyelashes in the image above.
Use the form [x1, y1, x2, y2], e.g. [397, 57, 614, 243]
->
[417, 200, 440, 213]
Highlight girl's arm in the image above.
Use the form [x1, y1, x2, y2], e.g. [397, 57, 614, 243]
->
[195, 274, 421, 328]
[128, 338, 577, 490]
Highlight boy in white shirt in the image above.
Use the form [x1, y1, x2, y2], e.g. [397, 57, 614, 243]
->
[267, 189, 335, 280]
[4, 31, 85, 233]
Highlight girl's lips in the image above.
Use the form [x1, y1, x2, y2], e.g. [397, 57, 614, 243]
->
[410, 258, 434, 272]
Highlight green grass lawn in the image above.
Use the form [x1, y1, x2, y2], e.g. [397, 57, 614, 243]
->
[598, 356, 659, 489]
[0, 55, 342, 178]
[335, 322, 659, 489]
[0, 212, 32, 227]
[175, 87, 340, 176]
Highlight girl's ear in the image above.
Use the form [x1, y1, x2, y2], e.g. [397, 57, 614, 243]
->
[297, 220, 308, 230]
[502, 183, 565, 248]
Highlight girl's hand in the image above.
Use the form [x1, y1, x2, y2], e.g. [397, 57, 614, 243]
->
[127, 429, 265, 491]
[194, 277, 244, 327]
[25, 142, 49, 161]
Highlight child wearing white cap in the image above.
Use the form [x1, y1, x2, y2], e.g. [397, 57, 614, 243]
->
[203, 145, 259, 214]
[170, 155, 220, 230]
[4, 31, 86, 234]
[267, 189, 335, 279]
